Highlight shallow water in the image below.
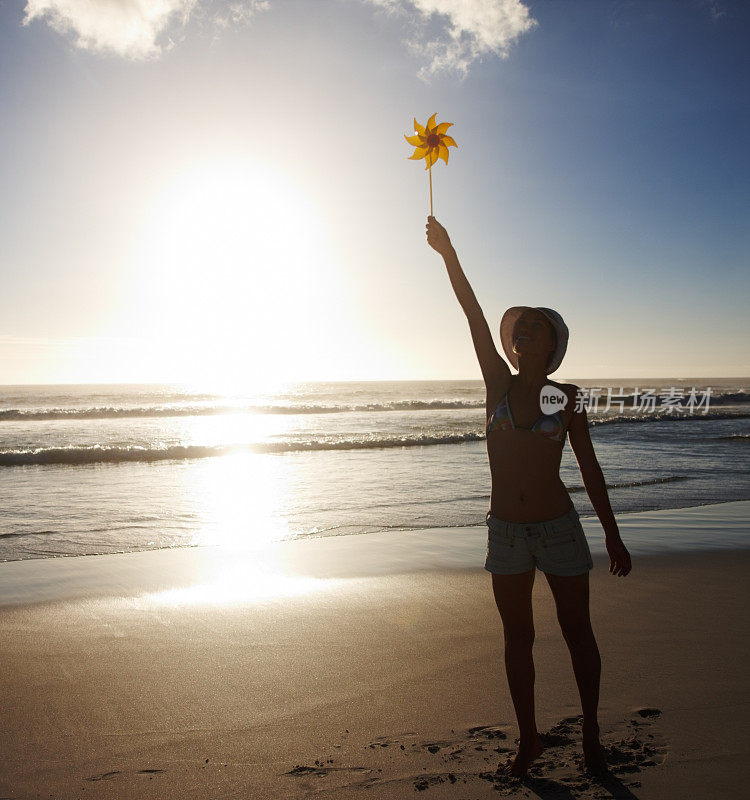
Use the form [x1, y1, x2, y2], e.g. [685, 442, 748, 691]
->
[1, 379, 748, 561]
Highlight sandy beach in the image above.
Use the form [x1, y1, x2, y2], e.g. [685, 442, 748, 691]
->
[2, 503, 749, 799]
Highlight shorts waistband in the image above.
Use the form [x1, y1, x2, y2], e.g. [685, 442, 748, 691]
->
[486, 504, 578, 534]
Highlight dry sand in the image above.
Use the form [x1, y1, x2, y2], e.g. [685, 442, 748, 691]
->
[1, 519, 749, 798]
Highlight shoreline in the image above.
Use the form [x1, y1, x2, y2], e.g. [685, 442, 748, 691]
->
[3, 493, 749, 558]
[0, 499, 749, 609]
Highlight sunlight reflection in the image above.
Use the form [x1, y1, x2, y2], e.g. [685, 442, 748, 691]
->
[173, 411, 280, 452]
[146, 447, 327, 605]
[144, 555, 341, 607]
[185, 451, 292, 549]
[142, 405, 327, 604]
[140, 529, 345, 607]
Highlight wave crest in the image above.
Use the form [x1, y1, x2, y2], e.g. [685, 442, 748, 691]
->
[0, 432, 486, 467]
[0, 399, 485, 422]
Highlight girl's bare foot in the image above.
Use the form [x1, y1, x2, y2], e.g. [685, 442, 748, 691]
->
[506, 733, 544, 778]
[582, 724, 609, 776]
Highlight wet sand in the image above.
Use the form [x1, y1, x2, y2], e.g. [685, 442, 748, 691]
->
[1, 508, 749, 798]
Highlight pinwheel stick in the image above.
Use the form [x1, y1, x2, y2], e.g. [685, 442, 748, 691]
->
[429, 165, 433, 216]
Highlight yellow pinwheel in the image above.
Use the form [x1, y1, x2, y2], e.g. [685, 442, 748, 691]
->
[405, 113, 457, 215]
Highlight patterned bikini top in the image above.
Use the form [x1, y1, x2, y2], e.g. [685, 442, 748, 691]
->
[486, 387, 568, 444]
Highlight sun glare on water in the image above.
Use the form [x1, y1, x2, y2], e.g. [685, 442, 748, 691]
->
[134, 452, 345, 607]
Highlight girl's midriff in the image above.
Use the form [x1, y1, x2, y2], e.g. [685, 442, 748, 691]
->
[487, 430, 573, 522]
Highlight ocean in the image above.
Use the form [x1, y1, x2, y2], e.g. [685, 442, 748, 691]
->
[1, 379, 748, 562]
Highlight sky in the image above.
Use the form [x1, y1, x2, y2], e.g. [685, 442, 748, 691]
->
[0, 0, 748, 386]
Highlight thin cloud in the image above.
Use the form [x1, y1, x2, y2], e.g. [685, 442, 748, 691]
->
[22, 0, 270, 59]
[366, 0, 538, 78]
[212, 0, 271, 29]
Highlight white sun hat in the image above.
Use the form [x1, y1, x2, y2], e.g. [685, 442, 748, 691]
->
[500, 306, 569, 375]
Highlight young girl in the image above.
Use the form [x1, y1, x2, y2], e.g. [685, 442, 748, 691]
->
[425, 215, 631, 778]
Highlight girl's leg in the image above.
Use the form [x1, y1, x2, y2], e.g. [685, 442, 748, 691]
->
[544, 571, 608, 774]
[491, 569, 544, 776]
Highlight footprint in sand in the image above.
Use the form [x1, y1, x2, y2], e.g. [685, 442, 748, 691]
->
[85, 768, 164, 782]
[283, 707, 668, 796]
[285, 763, 370, 778]
[85, 771, 122, 782]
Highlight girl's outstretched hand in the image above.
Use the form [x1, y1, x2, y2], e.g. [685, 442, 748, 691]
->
[426, 216, 453, 256]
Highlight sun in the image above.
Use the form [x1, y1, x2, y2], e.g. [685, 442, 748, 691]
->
[126, 155, 340, 392]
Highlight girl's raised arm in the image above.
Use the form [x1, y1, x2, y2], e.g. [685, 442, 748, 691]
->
[426, 216, 510, 392]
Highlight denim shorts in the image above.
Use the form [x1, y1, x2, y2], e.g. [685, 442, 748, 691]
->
[484, 504, 594, 577]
